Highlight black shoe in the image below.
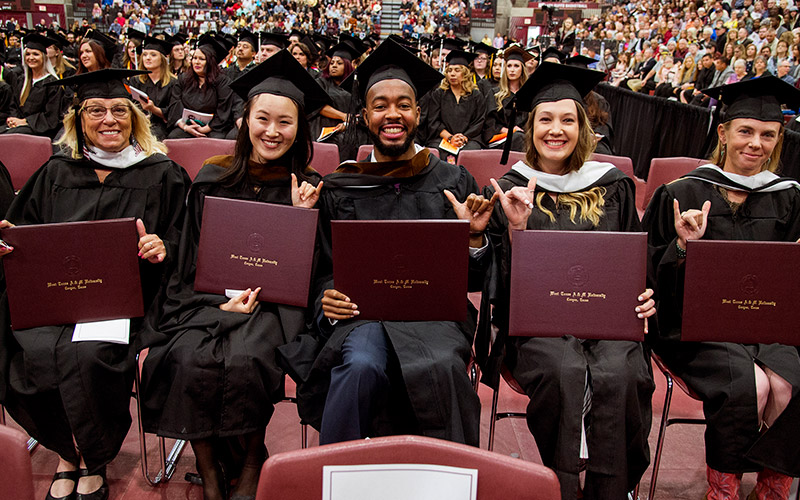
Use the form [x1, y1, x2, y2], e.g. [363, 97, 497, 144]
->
[74, 468, 108, 500]
[45, 470, 78, 500]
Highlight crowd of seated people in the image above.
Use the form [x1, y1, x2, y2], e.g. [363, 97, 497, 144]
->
[0, 12, 799, 500]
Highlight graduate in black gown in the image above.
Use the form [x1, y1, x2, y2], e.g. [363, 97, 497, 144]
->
[482, 45, 531, 152]
[426, 50, 487, 161]
[281, 39, 496, 447]
[223, 30, 268, 141]
[565, 55, 615, 156]
[0, 159, 15, 216]
[0, 68, 190, 500]
[166, 36, 234, 139]
[140, 51, 328, 500]
[479, 63, 656, 500]
[76, 30, 115, 73]
[128, 37, 177, 140]
[1, 34, 65, 138]
[643, 77, 800, 499]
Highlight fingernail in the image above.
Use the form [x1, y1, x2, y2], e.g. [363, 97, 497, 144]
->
[635, 307, 641, 312]
[638, 296, 643, 301]
[137, 252, 143, 257]
[353, 310, 360, 316]
[637, 313, 644, 319]
[528, 203, 534, 209]
[352, 304, 358, 309]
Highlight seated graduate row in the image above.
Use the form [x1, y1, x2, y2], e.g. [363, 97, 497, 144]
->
[0, 40, 797, 500]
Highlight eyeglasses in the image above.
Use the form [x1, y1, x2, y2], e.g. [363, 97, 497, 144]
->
[81, 105, 131, 120]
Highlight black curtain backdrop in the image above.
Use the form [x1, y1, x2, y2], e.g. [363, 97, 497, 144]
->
[596, 83, 800, 182]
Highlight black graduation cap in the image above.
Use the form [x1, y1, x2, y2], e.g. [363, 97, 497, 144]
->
[22, 33, 58, 53]
[220, 33, 237, 52]
[445, 49, 477, 67]
[237, 29, 258, 50]
[197, 33, 228, 63]
[341, 38, 443, 103]
[338, 33, 368, 55]
[142, 36, 172, 56]
[47, 29, 70, 49]
[564, 54, 597, 68]
[327, 40, 365, 62]
[540, 46, 566, 63]
[701, 76, 800, 123]
[298, 35, 319, 59]
[167, 33, 187, 46]
[289, 29, 305, 40]
[260, 32, 288, 49]
[126, 28, 146, 43]
[499, 62, 605, 164]
[84, 29, 118, 61]
[440, 37, 467, 52]
[312, 33, 335, 52]
[48, 67, 149, 101]
[504, 44, 533, 63]
[470, 41, 494, 56]
[229, 49, 331, 115]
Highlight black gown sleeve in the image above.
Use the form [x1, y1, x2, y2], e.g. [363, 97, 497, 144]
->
[461, 90, 487, 144]
[208, 75, 235, 136]
[20, 77, 65, 136]
[427, 88, 445, 139]
[166, 76, 185, 130]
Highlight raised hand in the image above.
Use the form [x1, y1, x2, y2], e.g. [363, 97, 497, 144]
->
[443, 189, 499, 246]
[291, 173, 323, 208]
[136, 218, 166, 263]
[490, 176, 537, 231]
[673, 199, 711, 250]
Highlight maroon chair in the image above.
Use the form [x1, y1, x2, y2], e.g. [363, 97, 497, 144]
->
[455, 149, 526, 192]
[0, 134, 53, 191]
[591, 152, 648, 218]
[255, 435, 561, 500]
[357, 144, 440, 162]
[642, 157, 706, 209]
[310, 142, 340, 176]
[0, 424, 35, 500]
[163, 138, 235, 180]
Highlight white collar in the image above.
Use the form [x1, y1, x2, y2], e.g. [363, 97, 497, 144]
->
[687, 164, 800, 193]
[510, 160, 617, 193]
[84, 144, 147, 169]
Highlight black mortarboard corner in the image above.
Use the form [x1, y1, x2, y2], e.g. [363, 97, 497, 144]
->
[500, 62, 605, 164]
[142, 36, 172, 56]
[470, 41, 495, 55]
[312, 33, 335, 52]
[338, 33, 368, 55]
[504, 44, 533, 64]
[701, 76, 800, 124]
[47, 29, 70, 49]
[229, 49, 331, 116]
[167, 33, 188, 46]
[564, 54, 597, 68]
[22, 33, 58, 53]
[197, 34, 229, 63]
[327, 40, 364, 62]
[299, 35, 320, 59]
[84, 29, 118, 61]
[126, 28, 146, 43]
[47, 68, 149, 158]
[540, 46, 566, 63]
[440, 37, 467, 53]
[237, 29, 258, 50]
[445, 49, 477, 67]
[260, 32, 288, 49]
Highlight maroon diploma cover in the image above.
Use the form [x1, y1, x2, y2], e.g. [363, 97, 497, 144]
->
[1, 218, 144, 330]
[682, 240, 800, 345]
[509, 230, 647, 341]
[332, 220, 470, 321]
[194, 196, 319, 307]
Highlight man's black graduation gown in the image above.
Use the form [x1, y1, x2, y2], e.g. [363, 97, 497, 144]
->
[128, 75, 177, 140]
[426, 87, 487, 156]
[1, 74, 65, 138]
[0, 152, 189, 472]
[166, 73, 235, 139]
[643, 167, 800, 476]
[480, 164, 654, 499]
[286, 151, 485, 446]
[140, 160, 320, 440]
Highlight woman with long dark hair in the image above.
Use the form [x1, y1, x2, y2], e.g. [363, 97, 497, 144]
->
[166, 36, 235, 139]
[141, 51, 329, 500]
[76, 30, 114, 73]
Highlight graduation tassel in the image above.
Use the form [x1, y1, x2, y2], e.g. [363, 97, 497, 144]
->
[74, 105, 86, 159]
[702, 101, 724, 159]
[343, 72, 359, 156]
[500, 99, 517, 165]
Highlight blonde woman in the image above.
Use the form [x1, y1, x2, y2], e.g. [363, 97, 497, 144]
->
[129, 36, 177, 139]
[482, 44, 530, 151]
[482, 62, 655, 500]
[426, 50, 487, 159]
[1, 33, 65, 138]
[671, 53, 697, 98]
[0, 68, 189, 500]
[45, 32, 76, 79]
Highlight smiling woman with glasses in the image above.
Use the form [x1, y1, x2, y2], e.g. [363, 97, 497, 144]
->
[0, 68, 190, 500]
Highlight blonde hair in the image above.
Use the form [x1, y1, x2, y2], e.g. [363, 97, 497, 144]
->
[711, 121, 784, 173]
[57, 100, 168, 159]
[50, 51, 76, 78]
[525, 102, 606, 226]
[494, 59, 528, 111]
[137, 52, 176, 87]
[20, 47, 58, 106]
[439, 64, 478, 94]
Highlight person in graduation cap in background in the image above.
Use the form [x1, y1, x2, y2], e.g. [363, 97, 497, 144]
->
[0, 68, 190, 500]
[643, 77, 800, 500]
[281, 38, 497, 448]
[46, 30, 76, 79]
[482, 44, 531, 152]
[479, 62, 656, 500]
[119, 28, 145, 70]
[470, 41, 494, 82]
[564, 54, 615, 156]
[77, 30, 115, 73]
[426, 49, 487, 161]
[224, 29, 258, 80]
[168, 33, 190, 76]
[128, 36, 177, 140]
[255, 32, 288, 64]
[1, 33, 67, 138]
[166, 34, 234, 139]
[140, 50, 327, 500]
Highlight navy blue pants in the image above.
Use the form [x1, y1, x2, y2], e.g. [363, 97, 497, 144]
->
[319, 323, 390, 445]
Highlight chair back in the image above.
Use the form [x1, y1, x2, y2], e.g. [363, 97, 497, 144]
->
[163, 138, 235, 180]
[643, 157, 706, 208]
[591, 152, 635, 179]
[256, 435, 560, 500]
[0, 425, 35, 500]
[311, 142, 340, 176]
[456, 149, 526, 191]
[357, 145, 440, 162]
[0, 134, 53, 190]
